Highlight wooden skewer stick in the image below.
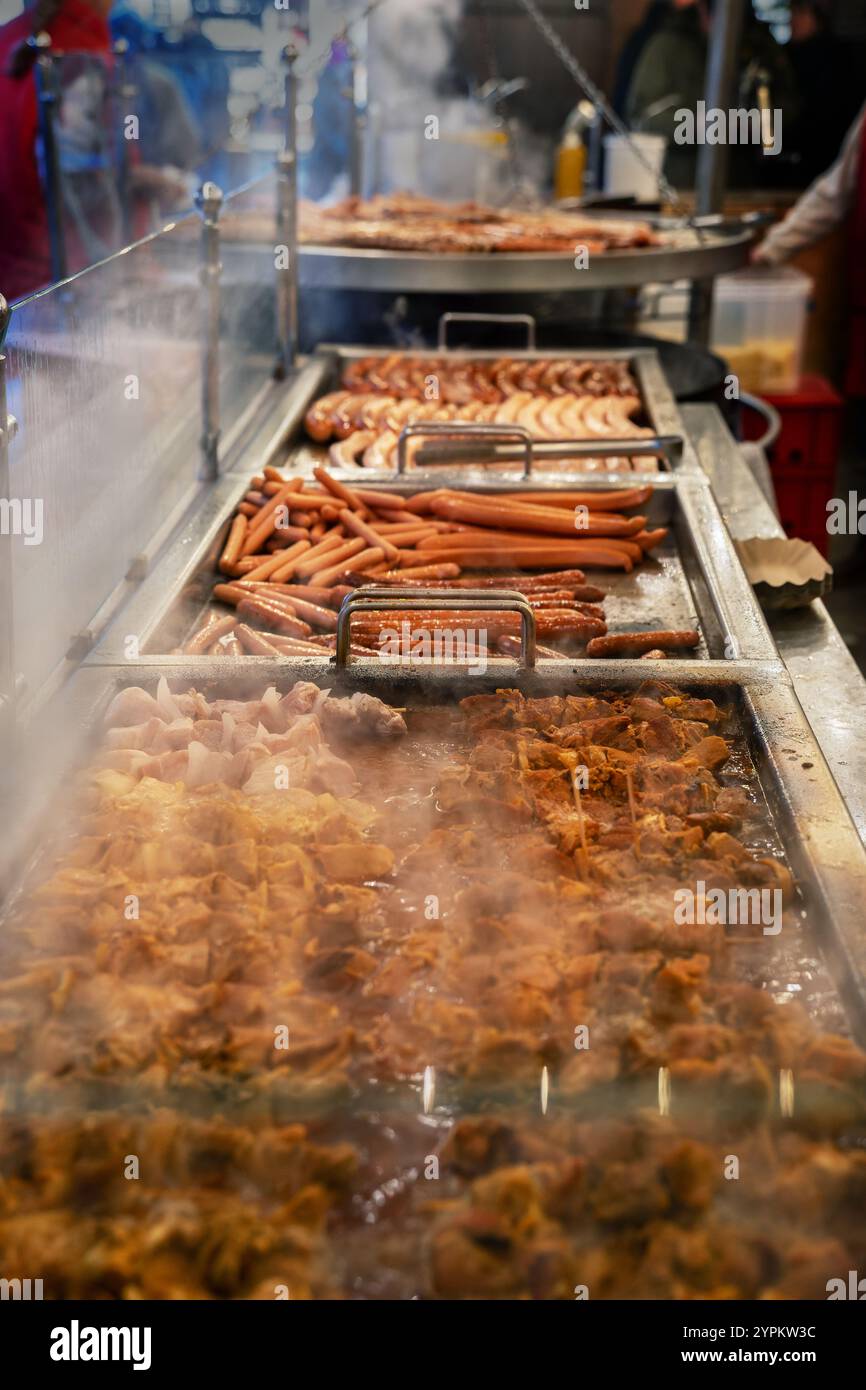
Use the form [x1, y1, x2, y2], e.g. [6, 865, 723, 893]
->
[572, 775, 591, 880]
[625, 767, 641, 858]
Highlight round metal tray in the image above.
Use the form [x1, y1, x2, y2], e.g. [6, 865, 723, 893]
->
[298, 225, 755, 293]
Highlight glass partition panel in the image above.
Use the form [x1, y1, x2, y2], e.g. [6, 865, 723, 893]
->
[5, 215, 204, 707]
[218, 171, 280, 437]
[41, 52, 130, 279]
[35, 47, 275, 295]
[121, 47, 279, 194]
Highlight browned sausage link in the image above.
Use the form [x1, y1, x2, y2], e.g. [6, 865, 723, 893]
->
[496, 634, 568, 660]
[375, 507, 431, 525]
[262, 633, 331, 655]
[516, 486, 653, 512]
[219, 515, 248, 573]
[535, 612, 606, 640]
[521, 589, 585, 608]
[274, 594, 338, 631]
[244, 543, 312, 584]
[313, 466, 366, 513]
[241, 582, 346, 610]
[338, 506, 401, 562]
[305, 390, 352, 442]
[234, 582, 302, 611]
[212, 582, 251, 607]
[386, 562, 462, 581]
[309, 546, 385, 587]
[240, 477, 303, 557]
[235, 623, 284, 656]
[447, 570, 592, 591]
[352, 571, 605, 597]
[402, 545, 632, 570]
[353, 488, 410, 509]
[185, 612, 237, 654]
[633, 527, 668, 552]
[268, 525, 309, 545]
[585, 629, 700, 658]
[235, 596, 313, 639]
[429, 495, 648, 538]
[351, 611, 605, 641]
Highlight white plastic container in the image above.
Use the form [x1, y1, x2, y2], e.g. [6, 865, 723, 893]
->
[711, 267, 812, 394]
[603, 133, 667, 202]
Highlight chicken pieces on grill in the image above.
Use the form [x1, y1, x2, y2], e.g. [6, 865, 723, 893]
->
[1, 679, 865, 1299]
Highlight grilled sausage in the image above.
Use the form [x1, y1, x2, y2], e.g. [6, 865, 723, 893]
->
[586, 630, 700, 657]
[184, 612, 238, 655]
[235, 596, 313, 639]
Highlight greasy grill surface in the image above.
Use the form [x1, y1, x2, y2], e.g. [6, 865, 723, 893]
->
[1, 678, 865, 1299]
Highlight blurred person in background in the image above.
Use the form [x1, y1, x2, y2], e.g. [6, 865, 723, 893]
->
[0, 0, 195, 303]
[110, 5, 202, 176]
[754, 102, 866, 451]
[163, 15, 230, 167]
[785, 0, 865, 185]
[753, 102, 866, 578]
[0, 0, 114, 300]
[624, 0, 798, 190]
[612, 0, 668, 119]
[303, 37, 353, 203]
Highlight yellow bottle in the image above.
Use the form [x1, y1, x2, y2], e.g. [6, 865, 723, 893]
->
[555, 130, 586, 201]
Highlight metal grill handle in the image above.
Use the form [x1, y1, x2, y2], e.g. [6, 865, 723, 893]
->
[412, 432, 684, 469]
[334, 586, 537, 668]
[396, 421, 534, 477]
[437, 312, 536, 351]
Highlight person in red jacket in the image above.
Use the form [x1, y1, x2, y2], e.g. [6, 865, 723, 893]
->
[0, 0, 190, 303]
[0, 0, 115, 302]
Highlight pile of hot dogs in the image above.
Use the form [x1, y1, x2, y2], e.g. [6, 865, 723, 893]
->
[180, 467, 700, 661]
[304, 354, 655, 473]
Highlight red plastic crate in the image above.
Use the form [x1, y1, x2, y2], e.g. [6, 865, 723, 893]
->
[741, 375, 843, 556]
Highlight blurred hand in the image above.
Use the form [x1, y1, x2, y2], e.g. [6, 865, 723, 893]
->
[131, 165, 196, 211]
[750, 242, 772, 265]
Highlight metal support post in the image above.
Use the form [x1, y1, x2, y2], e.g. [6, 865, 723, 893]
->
[275, 45, 299, 378]
[195, 182, 223, 481]
[688, 0, 746, 345]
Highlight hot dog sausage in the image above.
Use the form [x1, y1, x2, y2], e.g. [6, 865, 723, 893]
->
[235, 596, 313, 639]
[585, 630, 700, 657]
[184, 612, 237, 654]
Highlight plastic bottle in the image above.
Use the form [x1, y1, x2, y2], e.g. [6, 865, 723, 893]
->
[555, 129, 586, 201]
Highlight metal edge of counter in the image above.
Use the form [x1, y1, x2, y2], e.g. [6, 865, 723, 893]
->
[681, 401, 866, 847]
